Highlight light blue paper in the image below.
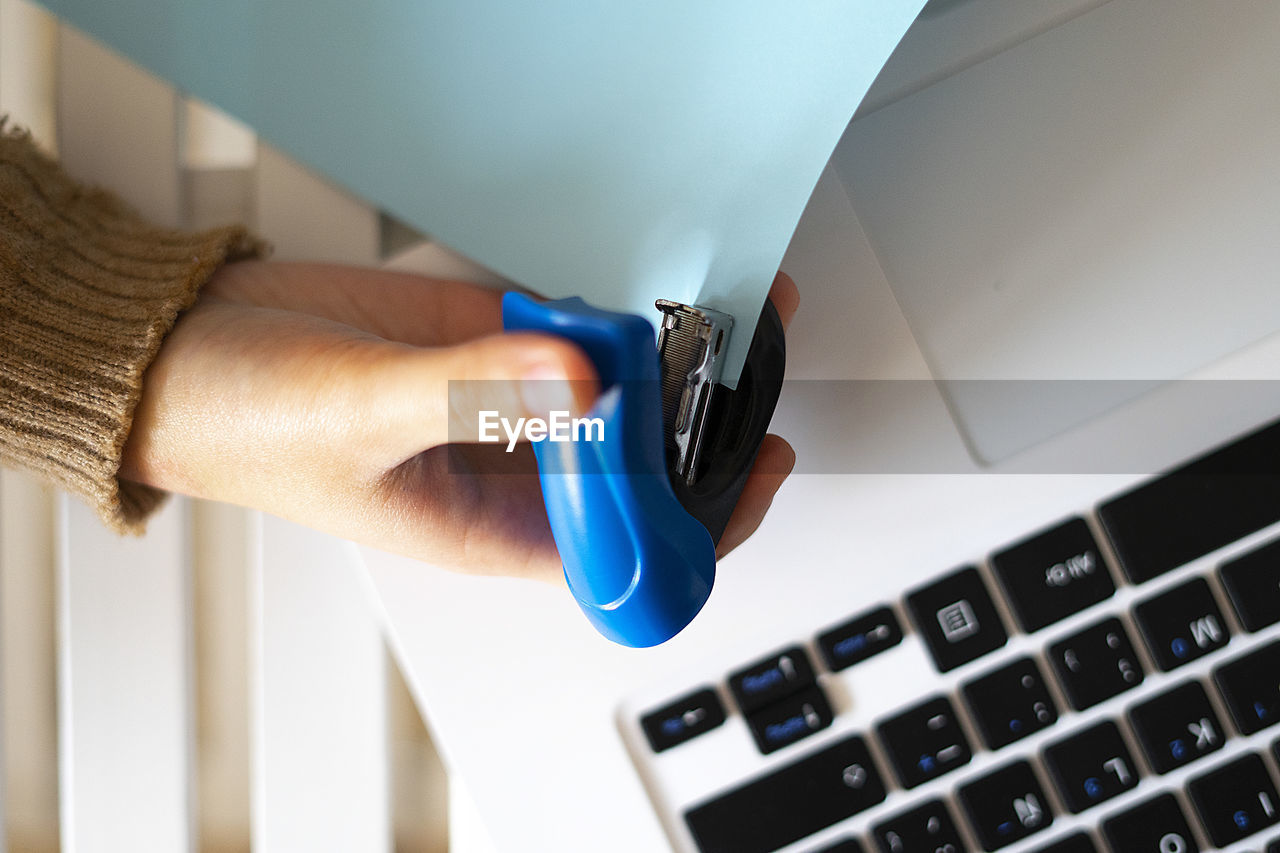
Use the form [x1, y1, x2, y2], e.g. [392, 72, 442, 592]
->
[38, 0, 926, 382]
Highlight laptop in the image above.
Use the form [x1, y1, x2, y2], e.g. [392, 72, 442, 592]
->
[347, 0, 1280, 850]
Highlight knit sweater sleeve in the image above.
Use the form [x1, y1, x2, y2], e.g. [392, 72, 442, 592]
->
[0, 124, 265, 533]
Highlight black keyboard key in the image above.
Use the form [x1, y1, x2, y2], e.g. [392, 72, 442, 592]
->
[745, 685, 833, 755]
[1220, 537, 1280, 632]
[1042, 721, 1139, 813]
[684, 735, 886, 853]
[906, 566, 1009, 673]
[991, 517, 1116, 633]
[640, 686, 727, 753]
[962, 657, 1058, 750]
[957, 760, 1054, 851]
[1132, 577, 1231, 671]
[812, 840, 864, 853]
[1214, 640, 1280, 735]
[873, 799, 968, 853]
[1269, 837, 1280, 853]
[1187, 753, 1280, 847]
[1047, 617, 1144, 710]
[728, 646, 815, 714]
[877, 696, 972, 789]
[1030, 834, 1096, 853]
[817, 606, 903, 672]
[1097, 418, 1280, 584]
[1127, 681, 1225, 774]
[1101, 793, 1199, 853]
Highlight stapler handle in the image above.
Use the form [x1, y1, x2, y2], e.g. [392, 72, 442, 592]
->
[502, 292, 717, 648]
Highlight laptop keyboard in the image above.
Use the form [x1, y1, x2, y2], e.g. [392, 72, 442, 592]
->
[630, 418, 1280, 853]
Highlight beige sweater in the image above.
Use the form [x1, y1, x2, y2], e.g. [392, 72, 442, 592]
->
[0, 124, 263, 533]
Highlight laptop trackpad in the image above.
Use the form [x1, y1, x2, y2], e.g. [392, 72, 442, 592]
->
[834, 0, 1280, 463]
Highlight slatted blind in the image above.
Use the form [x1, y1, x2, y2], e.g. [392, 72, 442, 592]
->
[0, 5, 450, 851]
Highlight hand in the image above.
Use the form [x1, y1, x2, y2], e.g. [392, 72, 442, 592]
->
[121, 262, 797, 581]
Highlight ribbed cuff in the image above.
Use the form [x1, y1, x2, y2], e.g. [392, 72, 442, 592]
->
[0, 123, 266, 533]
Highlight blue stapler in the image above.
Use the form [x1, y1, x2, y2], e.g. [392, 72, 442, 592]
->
[503, 293, 785, 647]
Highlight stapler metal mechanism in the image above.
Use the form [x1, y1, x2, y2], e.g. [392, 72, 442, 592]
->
[502, 292, 785, 647]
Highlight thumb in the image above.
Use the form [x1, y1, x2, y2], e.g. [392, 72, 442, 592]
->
[385, 332, 600, 453]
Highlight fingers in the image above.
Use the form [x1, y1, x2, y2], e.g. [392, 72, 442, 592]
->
[715, 434, 796, 559]
[204, 261, 510, 346]
[383, 331, 600, 457]
[711, 272, 797, 556]
[768, 271, 799, 333]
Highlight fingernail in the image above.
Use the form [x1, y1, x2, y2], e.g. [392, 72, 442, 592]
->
[520, 364, 577, 417]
